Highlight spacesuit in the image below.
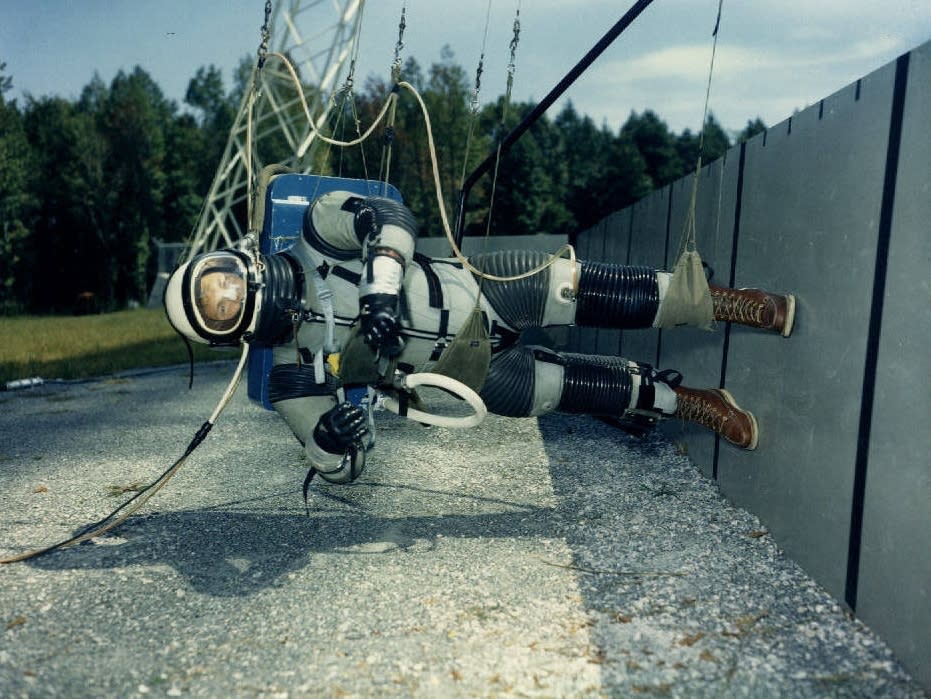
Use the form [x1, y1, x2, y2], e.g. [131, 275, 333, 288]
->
[165, 191, 794, 484]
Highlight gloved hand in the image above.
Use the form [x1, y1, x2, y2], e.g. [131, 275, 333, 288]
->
[359, 293, 404, 357]
[313, 402, 369, 454]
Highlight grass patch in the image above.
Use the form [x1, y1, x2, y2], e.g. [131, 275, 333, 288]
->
[0, 308, 239, 384]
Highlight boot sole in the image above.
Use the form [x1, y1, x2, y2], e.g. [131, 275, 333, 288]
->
[717, 389, 759, 450]
[781, 294, 796, 338]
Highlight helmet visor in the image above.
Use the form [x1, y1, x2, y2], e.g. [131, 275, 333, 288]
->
[189, 252, 250, 336]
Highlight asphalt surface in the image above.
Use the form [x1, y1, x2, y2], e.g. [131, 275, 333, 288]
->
[0, 361, 926, 698]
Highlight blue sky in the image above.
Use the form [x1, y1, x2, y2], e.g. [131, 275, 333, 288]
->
[3, 1, 930, 135]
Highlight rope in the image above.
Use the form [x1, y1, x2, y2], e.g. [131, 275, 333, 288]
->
[458, 0, 493, 192]
[678, 0, 724, 258]
[375, 3, 407, 191]
[268, 47, 575, 284]
[477, 3, 522, 289]
[402, 80, 576, 282]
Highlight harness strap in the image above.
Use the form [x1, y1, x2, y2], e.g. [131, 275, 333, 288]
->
[309, 266, 339, 355]
[429, 308, 452, 361]
[399, 287, 411, 322]
[331, 265, 362, 286]
[413, 252, 444, 309]
[438, 309, 450, 338]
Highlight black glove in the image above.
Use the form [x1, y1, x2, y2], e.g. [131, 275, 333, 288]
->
[360, 293, 404, 357]
[313, 402, 368, 454]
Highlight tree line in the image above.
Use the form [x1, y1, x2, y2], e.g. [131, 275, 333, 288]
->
[0, 52, 765, 315]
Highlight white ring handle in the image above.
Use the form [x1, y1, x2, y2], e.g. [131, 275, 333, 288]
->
[380, 372, 487, 429]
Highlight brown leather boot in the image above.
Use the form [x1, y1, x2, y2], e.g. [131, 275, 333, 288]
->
[673, 386, 759, 450]
[710, 285, 796, 337]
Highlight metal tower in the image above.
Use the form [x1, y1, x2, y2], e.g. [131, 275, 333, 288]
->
[183, 0, 364, 261]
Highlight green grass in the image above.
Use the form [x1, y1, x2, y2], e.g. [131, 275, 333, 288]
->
[0, 308, 239, 384]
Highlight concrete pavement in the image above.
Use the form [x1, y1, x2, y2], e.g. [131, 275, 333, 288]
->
[0, 361, 925, 697]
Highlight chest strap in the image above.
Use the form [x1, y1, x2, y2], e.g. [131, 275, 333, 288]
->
[330, 265, 362, 286]
[309, 266, 338, 355]
[413, 252, 444, 310]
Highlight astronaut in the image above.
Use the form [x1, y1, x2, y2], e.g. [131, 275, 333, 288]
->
[165, 191, 794, 484]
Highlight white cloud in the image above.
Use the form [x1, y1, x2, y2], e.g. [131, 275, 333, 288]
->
[592, 32, 907, 88]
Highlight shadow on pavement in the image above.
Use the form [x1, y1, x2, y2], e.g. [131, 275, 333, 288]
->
[26, 503, 557, 598]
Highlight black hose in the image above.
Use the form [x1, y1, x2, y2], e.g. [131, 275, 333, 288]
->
[480, 343, 536, 417]
[469, 250, 551, 330]
[268, 363, 340, 403]
[575, 263, 659, 328]
[558, 353, 633, 416]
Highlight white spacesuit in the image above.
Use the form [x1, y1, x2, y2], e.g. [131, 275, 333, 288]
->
[165, 191, 794, 484]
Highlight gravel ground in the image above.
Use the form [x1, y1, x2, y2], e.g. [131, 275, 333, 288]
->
[0, 361, 925, 698]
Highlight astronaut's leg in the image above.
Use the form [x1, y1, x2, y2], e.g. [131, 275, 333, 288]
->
[574, 260, 795, 336]
[470, 251, 793, 336]
[480, 343, 758, 449]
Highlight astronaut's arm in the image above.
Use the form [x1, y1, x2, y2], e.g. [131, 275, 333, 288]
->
[268, 360, 369, 484]
[304, 190, 418, 355]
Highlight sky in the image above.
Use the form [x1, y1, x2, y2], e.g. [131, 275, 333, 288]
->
[3, 0, 930, 136]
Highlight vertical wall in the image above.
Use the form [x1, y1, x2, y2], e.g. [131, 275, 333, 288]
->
[563, 41, 930, 690]
[658, 157, 740, 479]
[856, 42, 931, 687]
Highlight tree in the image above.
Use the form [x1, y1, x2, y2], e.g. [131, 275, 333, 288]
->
[468, 97, 570, 237]
[162, 111, 207, 243]
[554, 102, 649, 232]
[7, 48, 761, 313]
[603, 130, 652, 217]
[329, 53, 482, 239]
[22, 95, 101, 311]
[620, 110, 683, 189]
[0, 62, 12, 95]
[100, 67, 172, 306]
[737, 117, 767, 143]
[0, 64, 37, 313]
[184, 64, 236, 193]
[675, 112, 731, 177]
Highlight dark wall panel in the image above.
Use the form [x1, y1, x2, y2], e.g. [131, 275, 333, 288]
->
[572, 225, 601, 354]
[560, 42, 930, 690]
[622, 187, 670, 368]
[857, 44, 931, 690]
[715, 60, 898, 600]
[595, 209, 631, 358]
[657, 156, 740, 478]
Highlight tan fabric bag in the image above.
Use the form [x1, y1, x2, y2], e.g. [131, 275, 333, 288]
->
[654, 249, 715, 330]
[431, 307, 491, 393]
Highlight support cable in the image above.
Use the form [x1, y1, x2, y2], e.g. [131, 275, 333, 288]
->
[678, 0, 724, 259]
[453, 0, 657, 245]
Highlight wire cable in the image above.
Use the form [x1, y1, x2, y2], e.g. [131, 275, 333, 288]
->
[265, 49, 577, 285]
[0, 345, 251, 564]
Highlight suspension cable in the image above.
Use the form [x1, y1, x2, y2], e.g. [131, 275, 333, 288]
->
[379, 3, 407, 192]
[458, 0, 494, 192]
[264, 48, 576, 283]
[480, 4, 521, 246]
[678, 0, 724, 258]
[245, 0, 274, 235]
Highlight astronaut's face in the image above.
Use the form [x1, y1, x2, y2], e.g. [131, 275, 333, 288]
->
[198, 270, 247, 322]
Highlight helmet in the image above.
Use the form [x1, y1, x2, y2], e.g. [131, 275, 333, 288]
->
[164, 250, 257, 346]
[165, 249, 303, 347]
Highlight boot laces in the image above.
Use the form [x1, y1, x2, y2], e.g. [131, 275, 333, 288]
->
[713, 290, 766, 325]
[677, 392, 729, 433]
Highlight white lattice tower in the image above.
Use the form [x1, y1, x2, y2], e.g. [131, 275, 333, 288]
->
[183, 0, 364, 261]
